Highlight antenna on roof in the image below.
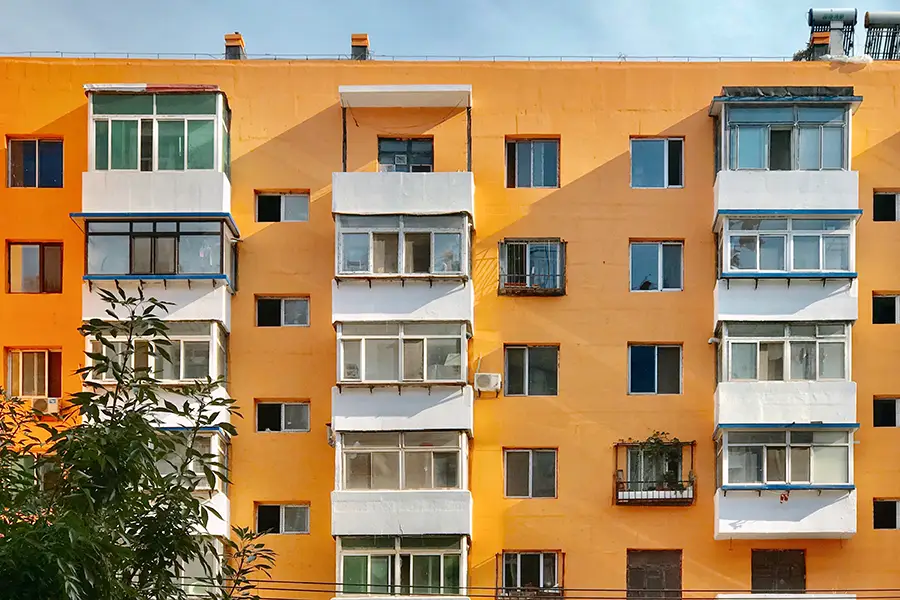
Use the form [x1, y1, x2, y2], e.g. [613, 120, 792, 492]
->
[864, 12, 900, 60]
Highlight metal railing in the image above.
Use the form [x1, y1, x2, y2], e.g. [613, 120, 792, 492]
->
[498, 588, 565, 600]
[498, 273, 565, 295]
[614, 478, 695, 506]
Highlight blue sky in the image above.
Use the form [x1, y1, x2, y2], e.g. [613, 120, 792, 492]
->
[0, 0, 897, 58]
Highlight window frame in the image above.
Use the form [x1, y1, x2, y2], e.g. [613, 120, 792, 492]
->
[255, 192, 310, 223]
[874, 398, 899, 428]
[873, 192, 900, 222]
[503, 345, 560, 397]
[340, 431, 464, 491]
[627, 345, 683, 395]
[255, 297, 310, 327]
[629, 241, 684, 292]
[255, 503, 310, 535]
[6, 348, 62, 399]
[337, 322, 467, 384]
[722, 322, 849, 382]
[874, 499, 900, 530]
[7, 242, 63, 294]
[176, 538, 224, 596]
[503, 448, 558, 499]
[873, 295, 900, 324]
[750, 549, 806, 593]
[625, 445, 684, 491]
[7, 138, 64, 188]
[377, 137, 435, 173]
[498, 238, 565, 294]
[629, 138, 684, 189]
[255, 401, 311, 433]
[506, 138, 560, 189]
[501, 551, 561, 592]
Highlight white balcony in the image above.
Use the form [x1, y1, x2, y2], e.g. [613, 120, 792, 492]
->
[713, 170, 858, 217]
[332, 280, 474, 326]
[332, 386, 474, 433]
[332, 172, 474, 219]
[83, 281, 232, 331]
[82, 171, 231, 215]
[201, 491, 231, 537]
[715, 381, 857, 426]
[715, 488, 856, 539]
[331, 490, 473, 536]
[714, 278, 857, 325]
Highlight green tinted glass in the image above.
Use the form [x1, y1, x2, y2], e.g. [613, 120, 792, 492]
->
[187, 120, 215, 169]
[156, 93, 217, 115]
[94, 120, 109, 170]
[158, 121, 185, 171]
[110, 120, 138, 169]
[93, 94, 153, 115]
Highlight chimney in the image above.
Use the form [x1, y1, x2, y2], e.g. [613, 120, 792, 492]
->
[225, 32, 246, 60]
[351, 33, 370, 60]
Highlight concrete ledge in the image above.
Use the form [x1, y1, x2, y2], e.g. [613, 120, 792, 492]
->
[714, 488, 856, 540]
[331, 489, 472, 536]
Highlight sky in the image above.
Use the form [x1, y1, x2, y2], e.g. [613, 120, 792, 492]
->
[0, 0, 898, 59]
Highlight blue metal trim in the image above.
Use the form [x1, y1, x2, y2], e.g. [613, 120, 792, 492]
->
[718, 422, 860, 430]
[721, 484, 855, 491]
[720, 271, 857, 280]
[712, 95, 863, 104]
[69, 211, 240, 238]
[717, 209, 862, 216]
[84, 273, 232, 288]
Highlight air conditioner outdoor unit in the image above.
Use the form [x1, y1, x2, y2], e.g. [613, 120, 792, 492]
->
[31, 397, 59, 415]
[474, 373, 502, 392]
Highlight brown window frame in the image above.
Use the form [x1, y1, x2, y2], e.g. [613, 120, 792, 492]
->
[7, 242, 63, 293]
[626, 549, 682, 600]
[751, 549, 805, 593]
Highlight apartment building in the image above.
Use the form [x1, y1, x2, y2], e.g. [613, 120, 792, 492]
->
[3, 8, 900, 598]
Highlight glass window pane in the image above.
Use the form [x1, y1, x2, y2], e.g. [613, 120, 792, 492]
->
[373, 233, 399, 274]
[505, 451, 530, 496]
[533, 141, 558, 187]
[790, 446, 811, 482]
[283, 505, 308, 533]
[342, 323, 400, 336]
[793, 236, 821, 270]
[283, 194, 309, 222]
[798, 107, 846, 123]
[766, 447, 787, 482]
[187, 120, 215, 170]
[790, 324, 817, 337]
[155, 237, 176, 274]
[92, 94, 153, 115]
[158, 120, 185, 171]
[427, 338, 461, 381]
[9, 245, 40, 293]
[365, 339, 399, 381]
[178, 234, 221, 274]
[41, 245, 62, 293]
[403, 432, 459, 448]
[727, 323, 786, 337]
[817, 324, 845, 336]
[160, 341, 182, 380]
[812, 446, 849, 483]
[506, 347, 526, 395]
[631, 139, 666, 188]
[94, 121, 109, 170]
[629, 346, 656, 394]
[730, 343, 758, 380]
[736, 126, 765, 169]
[156, 93, 217, 115]
[433, 452, 459, 488]
[345, 452, 372, 489]
[87, 235, 129, 274]
[759, 236, 786, 270]
[403, 339, 425, 381]
[657, 346, 681, 394]
[283, 403, 309, 431]
[727, 446, 763, 484]
[370, 452, 400, 489]
[404, 451, 431, 489]
[542, 554, 557, 588]
[131, 237, 152, 274]
[283, 299, 309, 326]
[729, 107, 794, 123]
[799, 127, 821, 170]
[519, 554, 541, 587]
[403, 323, 461, 336]
[37, 140, 63, 188]
[527, 347, 558, 396]
[433, 233, 462, 273]
[729, 236, 757, 270]
[503, 554, 518, 589]
[345, 432, 401, 448]
[631, 243, 659, 291]
[411, 555, 441, 595]
[790, 341, 816, 380]
[819, 342, 845, 379]
[404, 232, 431, 274]
[342, 233, 369, 272]
[182, 341, 210, 379]
[257, 403, 282, 432]
[661, 244, 682, 289]
[822, 127, 844, 169]
[342, 556, 368, 594]
[443, 554, 460, 594]
[759, 342, 785, 381]
[769, 129, 792, 171]
[532, 450, 556, 497]
[516, 141, 532, 187]
[110, 120, 138, 170]
[824, 237, 850, 270]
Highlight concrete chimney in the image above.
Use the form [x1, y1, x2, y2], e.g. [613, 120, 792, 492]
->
[225, 32, 246, 60]
[351, 33, 370, 60]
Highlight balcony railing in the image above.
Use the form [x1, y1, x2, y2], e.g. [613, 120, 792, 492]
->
[615, 478, 695, 506]
[498, 273, 565, 296]
[497, 588, 564, 600]
[613, 439, 696, 506]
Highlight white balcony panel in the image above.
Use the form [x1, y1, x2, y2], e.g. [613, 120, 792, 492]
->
[332, 386, 473, 433]
[332, 172, 474, 219]
[715, 489, 856, 539]
[83, 281, 232, 331]
[715, 381, 856, 426]
[714, 279, 857, 325]
[150, 389, 233, 427]
[332, 280, 473, 325]
[714, 170, 859, 216]
[82, 171, 231, 214]
[201, 492, 231, 537]
[339, 84, 471, 108]
[331, 490, 472, 536]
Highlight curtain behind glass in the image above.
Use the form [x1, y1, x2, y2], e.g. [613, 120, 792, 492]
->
[529, 243, 559, 289]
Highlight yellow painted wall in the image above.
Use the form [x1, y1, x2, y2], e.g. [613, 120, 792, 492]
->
[1, 56, 900, 593]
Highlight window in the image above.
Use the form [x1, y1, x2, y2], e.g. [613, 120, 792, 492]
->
[86, 221, 227, 276]
[89, 322, 226, 383]
[256, 192, 309, 223]
[256, 297, 309, 327]
[340, 536, 462, 595]
[502, 552, 560, 593]
[92, 93, 224, 172]
[506, 139, 559, 188]
[177, 541, 222, 596]
[378, 138, 434, 172]
[874, 399, 898, 428]
[873, 295, 900, 324]
[7, 349, 62, 398]
[342, 431, 461, 490]
[337, 215, 467, 276]
[721, 430, 851, 485]
[625, 445, 683, 492]
[723, 322, 847, 382]
[339, 323, 465, 383]
[504, 449, 556, 498]
[631, 139, 683, 188]
[499, 239, 565, 294]
[8, 139, 63, 188]
[630, 242, 683, 291]
[626, 550, 681, 600]
[726, 106, 846, 171]
[628, 345, 681, 394]
[723, 218, 852, 274]
[505, 346, 558, 396]
[874, 192, 900, 222]
[157, 433, 227, 493]
[256, 402, 310, 432]
[8, 243, 62, 293]
[751, 550, 805, 593]
[874, 499, 899, 529]
[256, 504, 309, 534]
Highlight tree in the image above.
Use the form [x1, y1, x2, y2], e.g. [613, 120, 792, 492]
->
[0, 285, 274, 599]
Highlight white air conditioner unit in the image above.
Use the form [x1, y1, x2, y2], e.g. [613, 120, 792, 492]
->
[379, 164, 396, 173]
[394, 154, 408, 166]
[31, 397, 59, 415]
[474, 373, 502, 392]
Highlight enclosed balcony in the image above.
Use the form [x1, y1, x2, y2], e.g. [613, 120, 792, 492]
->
[614, 437, 696, 506]
[332, 172, 474, 219]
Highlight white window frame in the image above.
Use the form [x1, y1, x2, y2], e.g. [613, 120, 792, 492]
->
[162, 432, 229, 494]
[336, 215, 468, 277]
[256, 401, 310, 433]
[625, 445, 683, 488]
[874, 192, 900, 222]
[719, 429, 853, 486]
[723, 322, 849, 382]
[337, 536, 465, 596]
[256, 297, 310, 327]
[874, 499, 900, 530]
[339, 431, 464, 491]
[873, 398, 900, 428]
[629, 241, 684, 292]
[722, 217, 854, 275]
[501, 552, 560, 591]
[255, 192, 310, 223]
[503, 448, 557, 499]
[503, 345, 559, 396]
[6, 349, 56, 399]
[337, 322, 466, 384]
[629, 138, 684, 189]
[256, 503, 310, 534]
[7, 139, 63, 188]
[499, 239, 564, 291]
[507, 139, 560, 189]
[627, 345, 683, 395]
[872, 295, 900, 324]
[177, 538, 224, 597]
